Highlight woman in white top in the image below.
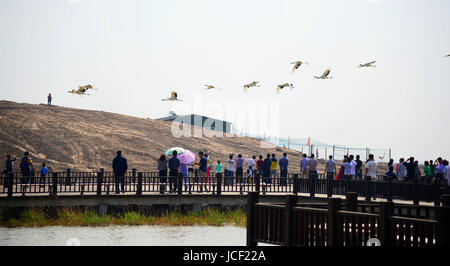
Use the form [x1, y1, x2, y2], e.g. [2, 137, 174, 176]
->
[226, 155, 234, 186]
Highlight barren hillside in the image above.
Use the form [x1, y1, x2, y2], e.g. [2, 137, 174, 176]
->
[0, 101, 388, 174]
[0, 101, 305, 172]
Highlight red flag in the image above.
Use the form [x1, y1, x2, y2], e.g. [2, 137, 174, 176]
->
[307, 137, 310, 146]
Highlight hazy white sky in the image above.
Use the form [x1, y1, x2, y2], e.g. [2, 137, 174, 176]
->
[0, 0, 449, 162]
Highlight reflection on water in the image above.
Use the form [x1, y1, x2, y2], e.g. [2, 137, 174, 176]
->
[0, 226, 247, 246]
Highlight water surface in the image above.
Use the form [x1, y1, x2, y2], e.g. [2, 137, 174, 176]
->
[0, 225, 247, 246]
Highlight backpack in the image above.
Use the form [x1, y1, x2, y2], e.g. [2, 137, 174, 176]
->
[20, 157, 30, 169]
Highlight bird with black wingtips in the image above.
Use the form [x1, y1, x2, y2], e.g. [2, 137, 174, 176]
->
[291, 60, 309, 73]
[162, 91, 182, 101]
[243, 81, 260, 93]
[276, 83, 294, 94]
[314, 68, 333, 79]
[67, 84, 96, 96]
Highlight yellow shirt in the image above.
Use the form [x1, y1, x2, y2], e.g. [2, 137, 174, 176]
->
[270, 159, 277, 170]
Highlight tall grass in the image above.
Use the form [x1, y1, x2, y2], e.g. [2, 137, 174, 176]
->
[0, 208, 246, 228]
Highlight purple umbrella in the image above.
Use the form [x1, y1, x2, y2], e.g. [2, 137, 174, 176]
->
[178, 150, 196, 165]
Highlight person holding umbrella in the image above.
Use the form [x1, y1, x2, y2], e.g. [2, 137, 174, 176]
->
[177, 150, 196, 192]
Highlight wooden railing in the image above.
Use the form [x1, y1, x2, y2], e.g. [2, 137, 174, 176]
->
[1, 170, 449, 204]
[247, 192, 450, 246]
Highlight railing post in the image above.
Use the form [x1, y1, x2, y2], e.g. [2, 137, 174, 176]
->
[413, 178, 419, 205]
[345, 175, 351, 194]
[178, 173, 183, 195]
[216, 173, 222, 196]
[293, 174, 298, 195]
[327, 173, 333, 198]
[379, 201, 394, 247]
[433, 182, 442, 206]
[327, 197, 341, 246]
[387, 176, 393, 202]
[7, 172, 14, 198]
[437, 195, 450, 246]
[52, 172, 58, 197]
[255, 173, 260, 194]
[132, 168, 136, 183]
[346, 192, 358, 211]
[285, 195, 297, 246]
[246, 192, 259, 247]
[365, 176, 371, 202]
[136, 172, 142, 196]
[309, 173, 315, 198]
[97, 170, 103, 196]
[65, 168, 71, 186]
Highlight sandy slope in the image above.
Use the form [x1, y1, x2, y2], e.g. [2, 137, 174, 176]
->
[0, 100, 387, 173]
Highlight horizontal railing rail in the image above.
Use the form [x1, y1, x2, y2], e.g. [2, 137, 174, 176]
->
[1, 170, 449, 203]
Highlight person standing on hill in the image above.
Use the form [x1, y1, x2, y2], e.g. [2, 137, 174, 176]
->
[300, 154, 309, 179]
[308, 154, 318, 179]
[47, 93, 52, 106]
[157, 155, 168, 194]
[279, 153, 289, 186]
[168, 150, 181, 193]
[112, 150, 128, 194]
[365, 154, 377, 180]
[20, 152, 33, 185]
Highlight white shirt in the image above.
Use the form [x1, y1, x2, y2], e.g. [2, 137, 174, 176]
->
[350, 160, 356, 175]
[365, 160, 377, 178]
[227, 159, 234, 171]
[343, 162, 353, 176]
[247, 158, 255, 169]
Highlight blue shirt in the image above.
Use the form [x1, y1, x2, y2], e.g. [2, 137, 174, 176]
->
[180, 163, 188, 177]
[199, 156, 208, 172]
[435, 164, 445, 174]
[300, 158, 309, 171]
[279, 157, 288, 169]
[40, 167, 48, 175]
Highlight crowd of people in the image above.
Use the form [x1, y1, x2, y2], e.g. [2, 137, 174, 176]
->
[3, 150, 450, 195]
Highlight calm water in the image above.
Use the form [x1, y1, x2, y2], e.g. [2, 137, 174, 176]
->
[0, 225, 248, 246]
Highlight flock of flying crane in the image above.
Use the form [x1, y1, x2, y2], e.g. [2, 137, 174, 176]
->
[66, 54, 450, 99]
[160, 59, 378, 101]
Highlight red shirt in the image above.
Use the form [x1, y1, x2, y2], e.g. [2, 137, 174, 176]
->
[256, 160, 264, 170]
